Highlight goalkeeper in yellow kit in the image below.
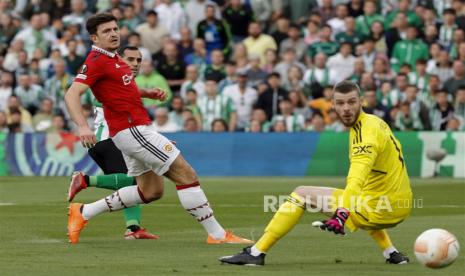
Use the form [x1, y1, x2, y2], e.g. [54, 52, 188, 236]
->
[220, 80, 413, 266]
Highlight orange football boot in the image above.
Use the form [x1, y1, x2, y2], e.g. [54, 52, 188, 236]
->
[207, 230, 254, 244]
[67, 203, 88, 244]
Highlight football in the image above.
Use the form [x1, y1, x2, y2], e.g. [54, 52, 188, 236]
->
[414, 229, 460, 268]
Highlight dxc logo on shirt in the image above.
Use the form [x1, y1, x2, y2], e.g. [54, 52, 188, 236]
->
[122, 74, 133, 85]
[353, 145, 372, 155]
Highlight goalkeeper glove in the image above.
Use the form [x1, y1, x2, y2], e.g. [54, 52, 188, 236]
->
[320, 208, 349, 235]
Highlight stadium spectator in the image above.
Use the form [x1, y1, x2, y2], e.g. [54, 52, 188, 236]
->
[372, 57, 394, 88]
[218, 61, 237, 93]
[394, 101, 424, 131]
[305, 112, 325, 132]
[307, 24, 338, 60]
[249, 108, 271, 132]
[251, 0, 273, 28]
[5, 95, 32, 127]
[120, 4, 141, 31]
[62, 0, 90, 32]
[288, 90, 311, 119]
[428, 50, 454, 85]
[223, 0, 254, 42]
[197, 79, 236, 131]
[197, 4, 231, 55]
[32, 98, 54, 132]
[169, 96, 185, 131]
[126, 32, 152, 62]
[155, 0, 186, 41]
[211, 118, 228, 132]
[458, 42, 465, 63]
[405, 85, 431, 130]
[303, 19, 320, 46]
[271, 118, 287, 132]
[156, 41, 186, 93]
[223, 70, 258, 131]
[255, 72, 288, 120]
[44, 59, 73, 114]
[431, 90, 455, 131]
[454, 85, 465, 129]
[64, 39, 86, 75]
[275, 48, 306, 85]
[439, 8, 458, 49]
[243, 21, 277, 65]
[180, 65, 206, 100]
[262, 49, 278, 74]
[185, 0, 220, 36]
[349, 57, 366, 83]
[325, 109, 345, 132]
[444, 60, 465, 97]
[286, 0, 318, 24]
[385, 11, 409, 57]
[363, 88, 391, 124]
[271, 17, 290, 51]
[184, 117, 200, 132]
[423, 24, 439, 47]
[184, 88, 202, 125]
[202, 49, 226, 82]
[370, 20, 388, 54]
[136, 60, 172, 108]
[279, 23, 306, 61]
[246, 55, 268, 88]
[283, 65, 306, 93]
[272, 98, 305, 132]
[231, 43, 248, 71]
[450, 29, 465, 60]
[327, 3, 349, 37]
[327, 42, 356, 81]
[335, 17, 363, 49]
[346, 0, 365, 18]
[14, 72, 44, 115]
[408, 59, 431, 94]
[0, 13, 20, 48]
[0, 110, 7, 133]
[184, 38, 210, 69]
[355, 0, 384, 37]
[304, 53, 337, 99]
[50, 113, 67, 133]
[385, 0, 421, 29]
[309, 85, 333, 124]
[152, 107, 180, 133]
[391, 26, 429, 72]
[177, 27, 194, 60]
[0, 70, 13, 111]
[247, 119, 263, 133]
[7, 108, 33, 133]
[135, 10, 169, 55]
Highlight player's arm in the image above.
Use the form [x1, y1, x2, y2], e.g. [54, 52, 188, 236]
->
[65, 82, 96, 148]
[139, 88, 167, 101]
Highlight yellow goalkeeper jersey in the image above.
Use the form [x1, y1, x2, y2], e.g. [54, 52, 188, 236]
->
[341, 112, 413, 225]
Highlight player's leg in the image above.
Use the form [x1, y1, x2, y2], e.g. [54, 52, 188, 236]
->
[219, 186, 335, 265]
[164, 154, 253, 244]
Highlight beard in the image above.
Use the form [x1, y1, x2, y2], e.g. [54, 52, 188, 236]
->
[337, 106, 361, 127]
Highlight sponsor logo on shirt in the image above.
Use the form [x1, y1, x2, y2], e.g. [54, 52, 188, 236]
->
[122, 74, 133, 85]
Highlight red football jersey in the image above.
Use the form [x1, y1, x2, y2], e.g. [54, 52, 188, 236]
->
[74, 45, 151, 136]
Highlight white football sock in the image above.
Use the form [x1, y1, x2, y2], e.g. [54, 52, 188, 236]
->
[383, 246, 398, 258]
[82, 186, 144, 220]
[250, 245, 264, 257]
[177, 185, 226, 240]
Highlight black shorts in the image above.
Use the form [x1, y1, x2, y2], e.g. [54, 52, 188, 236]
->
[88, 139, 128, 175]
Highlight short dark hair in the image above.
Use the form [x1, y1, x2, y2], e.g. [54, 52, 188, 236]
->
[443, 8, 456, 16]
[333, 80, 361, 96]
[86, 13, 117, 35]
[119, 45, 139, 56]
[146, 10, 157, 17]
[267, 72, 281, 79]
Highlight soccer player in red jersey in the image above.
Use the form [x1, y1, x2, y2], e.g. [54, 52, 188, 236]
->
[65, 13, 253, 245]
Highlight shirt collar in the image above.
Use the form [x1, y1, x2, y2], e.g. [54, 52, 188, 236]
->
[91, 45, 116, 58]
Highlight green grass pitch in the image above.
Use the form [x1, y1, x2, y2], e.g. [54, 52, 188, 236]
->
[0, 177, 464, 275]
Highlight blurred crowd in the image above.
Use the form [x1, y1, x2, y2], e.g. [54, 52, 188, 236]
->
[0, 0, 465, 134]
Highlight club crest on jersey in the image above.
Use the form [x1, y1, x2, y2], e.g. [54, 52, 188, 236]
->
[163, 143, 173, 153]
[122, 74, 133, 85]
[115, 63, 120, 68]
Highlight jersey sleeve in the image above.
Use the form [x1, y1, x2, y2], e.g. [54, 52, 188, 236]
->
[340, 120, 385, 210]
[74, 57, 104, 87]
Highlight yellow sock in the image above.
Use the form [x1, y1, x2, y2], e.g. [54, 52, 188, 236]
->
[255, 192, 305, 253]
[369, 229, 393, 250]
